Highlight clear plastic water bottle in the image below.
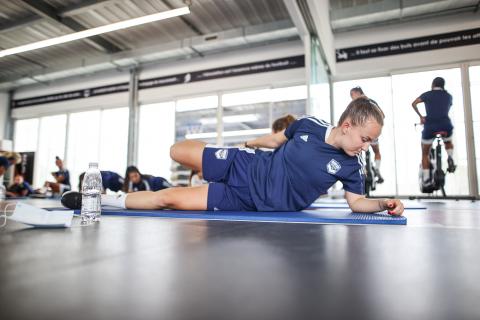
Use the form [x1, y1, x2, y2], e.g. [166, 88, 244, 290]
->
[81, 162, 102, 224]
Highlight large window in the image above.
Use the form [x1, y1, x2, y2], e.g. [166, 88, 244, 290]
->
[138, 102, 175, 180]
[13, 117, 67, 187]
[469, 65, 480, 194]
[176, 95, 218, 144]
[173, 95, 218, 185]
[66, 108, 128, 191]
[66, 110, 101, 190]
[98, 108, 129, 176]
[221, 86, 307, 146]
[392, 68, 467, 196]
[222, 89, 272, 146]
[13, 118, 39, 186]
[333, 69, 469, 197]
[13, 118, 39, 153]
[271, 86, 308, 121]
[36, 115, 67, 188]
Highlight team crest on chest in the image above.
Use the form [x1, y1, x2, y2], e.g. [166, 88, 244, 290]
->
[326, 159, 341, 174]
[300, 134, 309, 142]
[215, 149, 228, 160]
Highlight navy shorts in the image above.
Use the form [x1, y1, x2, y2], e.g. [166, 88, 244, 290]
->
[422, 121, 453, 144]
[203, 146, 257, 211]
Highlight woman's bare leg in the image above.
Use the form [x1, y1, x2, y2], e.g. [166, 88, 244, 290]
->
[170, 140, 207, 171]
[371, 144, 381, 161]
[125, 184, 209, 210]
[421, 143, 431, 169]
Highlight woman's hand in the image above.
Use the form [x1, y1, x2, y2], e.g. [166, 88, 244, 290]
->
[383, 199, 404, 216]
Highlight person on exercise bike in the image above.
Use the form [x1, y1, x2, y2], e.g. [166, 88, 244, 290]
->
[411, 77, 456, 190]
[350, 86, 384, 184]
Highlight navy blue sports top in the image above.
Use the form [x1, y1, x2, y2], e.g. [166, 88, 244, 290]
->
[54, 169, 70, 187]
[248, 117, 364, 211]
[419, 89, 452, 124]
[100, 171, 124, 192]
[129, 175, 171, 192]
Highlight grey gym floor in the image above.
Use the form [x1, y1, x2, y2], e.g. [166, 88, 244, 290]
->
[0, 199, 479, 320]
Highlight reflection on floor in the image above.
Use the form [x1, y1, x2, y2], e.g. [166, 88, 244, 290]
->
[0, 198, 479, 320]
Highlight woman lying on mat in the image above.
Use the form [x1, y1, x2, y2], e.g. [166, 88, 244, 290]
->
[62, 97, 404, 215]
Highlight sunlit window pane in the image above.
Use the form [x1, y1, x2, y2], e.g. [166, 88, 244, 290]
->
[138, 102, 175, 179]
[99, 107, 128, 178]
[271, 86, 307, 102]
[14, 118, 39, 152]
[222, 89, 271, 107]
[392, 68, 467, 196]
[176, 95, 217, 112]
[221, 86, 307, 146]
[35, 115, 67, 188]
[175, 96, 218, 145]
[311, 82, 331, 122]
[66, 110, 101, 191]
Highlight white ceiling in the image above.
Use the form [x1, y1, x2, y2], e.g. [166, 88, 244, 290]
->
[0, 0, 477, 90]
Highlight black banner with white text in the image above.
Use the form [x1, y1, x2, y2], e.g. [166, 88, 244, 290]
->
[336, 28, 480, 62]
[12, 55, 305, 108]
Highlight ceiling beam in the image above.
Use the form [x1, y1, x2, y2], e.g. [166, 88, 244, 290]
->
[0, 15, 41, 33]
[58, 0, 122, 17]
[162, 0, 202, 35]
[15, 0, 122, 53]
[0, 1, 121, 34]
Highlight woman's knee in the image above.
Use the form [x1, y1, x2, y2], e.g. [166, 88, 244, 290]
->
[170, 140, 194, 160]
[170, 143, 179, 161]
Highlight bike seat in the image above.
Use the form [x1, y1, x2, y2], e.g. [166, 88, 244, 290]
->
[433, 131, 448, 137]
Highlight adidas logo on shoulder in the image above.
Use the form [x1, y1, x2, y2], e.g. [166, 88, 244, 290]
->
[300, 134, 309, 142]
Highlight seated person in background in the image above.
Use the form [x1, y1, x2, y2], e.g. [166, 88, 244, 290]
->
[123, 166, 172, 193]
[79, 170, 125, 193]
[271, 114, 296, 133]
[40, 156, 71, 194]
[6, 174, 33, 197]
[0, 156, 10, 180]
[0, 151, 21, 167]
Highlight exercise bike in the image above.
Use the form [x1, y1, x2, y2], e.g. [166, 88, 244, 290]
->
[418, 131, 454, 197]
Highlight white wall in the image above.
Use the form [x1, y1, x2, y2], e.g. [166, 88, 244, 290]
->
[334, 12, 480, 80]
[12, 41, 305, 119]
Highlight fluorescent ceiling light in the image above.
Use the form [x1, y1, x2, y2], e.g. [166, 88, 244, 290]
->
[185, 128, 270, 139]
[0, 7, 190, 58]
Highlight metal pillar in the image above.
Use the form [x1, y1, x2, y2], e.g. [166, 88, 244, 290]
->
[461, 64, 479, 198]
[127, 68, 139, 166]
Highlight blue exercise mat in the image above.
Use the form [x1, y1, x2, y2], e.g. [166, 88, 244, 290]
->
[308, 202, 426, 210]
[77, 207, 407, 225]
